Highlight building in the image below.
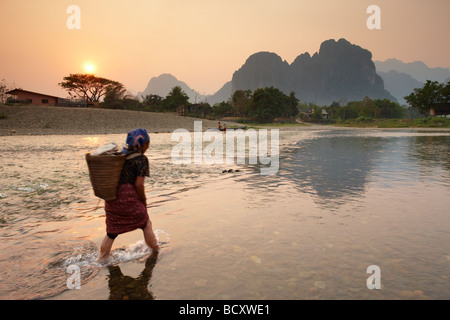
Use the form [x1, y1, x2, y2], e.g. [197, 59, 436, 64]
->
[177, 104, 210, 118]
[176, 105, 186, 116]
[430, 103, 450, 116]
[6, 89, 63, 106]
[5, 88, 88, 107]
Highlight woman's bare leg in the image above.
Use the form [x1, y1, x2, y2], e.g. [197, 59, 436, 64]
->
[143, 220, 160, 251]
[99, 235, 115, 261]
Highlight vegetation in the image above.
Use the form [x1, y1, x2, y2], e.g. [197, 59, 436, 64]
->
[230, 89, 252, 117]
[330, 98, 405, 120]
[84, 79, 450, 129]
[59, 74, 125, 102]
[4, 73, 448, 128]
[297, 98, 404, 124]
[0, 79, 8, 104]
[335, 117, 450, 128]
[404, 80, 450, 115]
[212, 101, 233, 119]
[247, 87, 299, 123]
[141, 94, 164, 112]
[163, 86, 190, 112]
[100, 84, 300, 123]
[102, 87, 140, 110]
[296, 81, 450, 127]
[99, 85, 192, 112]
[0, 78, 20, 104]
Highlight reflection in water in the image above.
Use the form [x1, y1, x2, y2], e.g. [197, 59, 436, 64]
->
[279, 131, 384, 208]
[243, 130, 450, 211]
[410, 135, 450, 173]
[1, 130, 450, 300]
[107, 251, 159, 300]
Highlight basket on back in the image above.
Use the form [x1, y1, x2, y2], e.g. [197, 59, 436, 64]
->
[85, 153, 126, 201]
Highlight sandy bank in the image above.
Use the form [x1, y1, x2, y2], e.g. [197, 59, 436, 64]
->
[2, 105, 448, 136]
[0, 105, 236, 136]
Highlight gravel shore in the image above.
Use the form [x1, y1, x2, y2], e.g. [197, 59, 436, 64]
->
[0, 105, 230, 136]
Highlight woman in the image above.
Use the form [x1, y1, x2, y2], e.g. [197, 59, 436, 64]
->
[99, 128, 160, 260]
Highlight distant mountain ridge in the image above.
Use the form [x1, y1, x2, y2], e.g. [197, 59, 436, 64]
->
[138, 39, 450, 106]
[138, 74, 202, 103]
[138, 73, 231, 105]
[374, 59, 450, 105]
[376, 70, 423, 105]
[232, 38, 395, 105]
[375, 59, 450, 83]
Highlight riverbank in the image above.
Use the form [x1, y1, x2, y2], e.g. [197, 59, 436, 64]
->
[0, 105, 237, 136]
[334, 117, 450, 128]
[2, 105, 449, 136]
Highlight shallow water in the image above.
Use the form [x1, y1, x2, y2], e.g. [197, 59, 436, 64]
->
[0, 127, 449, 299]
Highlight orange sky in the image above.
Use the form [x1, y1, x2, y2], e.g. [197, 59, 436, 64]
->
[1, 0, 449, 98]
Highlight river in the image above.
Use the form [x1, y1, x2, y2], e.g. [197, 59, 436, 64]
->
[0, 127, 449, 299]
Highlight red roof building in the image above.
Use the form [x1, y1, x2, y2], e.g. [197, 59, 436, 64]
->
[6, 89, 63, 106]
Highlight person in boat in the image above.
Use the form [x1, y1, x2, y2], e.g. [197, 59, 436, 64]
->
[218, 121, 222, 130]
[99, 128, 160, 260]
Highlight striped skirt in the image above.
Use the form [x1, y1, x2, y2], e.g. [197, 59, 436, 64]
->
[104, 183, 149, 236]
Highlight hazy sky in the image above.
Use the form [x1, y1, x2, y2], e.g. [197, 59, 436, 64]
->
[1, 0, 449, 97]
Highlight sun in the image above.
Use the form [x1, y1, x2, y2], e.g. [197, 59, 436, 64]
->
[83, 63, 96, 74]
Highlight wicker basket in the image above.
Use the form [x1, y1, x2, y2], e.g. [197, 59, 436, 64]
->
[85, 153, 126, 201]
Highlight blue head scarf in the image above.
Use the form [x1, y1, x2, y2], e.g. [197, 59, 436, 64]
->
[122, 128, 150, 154]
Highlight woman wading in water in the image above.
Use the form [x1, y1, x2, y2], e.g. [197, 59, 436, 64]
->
[99, 128, 160, 260]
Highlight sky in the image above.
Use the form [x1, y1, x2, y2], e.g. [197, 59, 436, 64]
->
[1, 0, 449, 98]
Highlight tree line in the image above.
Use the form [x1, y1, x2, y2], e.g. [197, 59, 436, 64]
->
[58, 74, 301, 122]
[122, 86, 299, 123]
[299, 98, 406, 123]
[215, 88, 299, 122]
[99, 82, 301, 123]
[55, 73, 449, 123]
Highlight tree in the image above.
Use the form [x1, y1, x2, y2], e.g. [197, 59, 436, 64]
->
[247, 87, 298, 122]
[374, 99, 404, 118]
[0, 78, 19, 104]
[231, 89, 251, 116]
[102, 89, 141, 110]
[405, 80, 450, 115]
[164, 86, 189, 111]
[286, 92, 300, 118]
[0, 79, 7, 104]
[59, 74, 125, 102]
[213, 102, 233, 119]
[102, 85, 127, 107]
[142, 94, 164, 112]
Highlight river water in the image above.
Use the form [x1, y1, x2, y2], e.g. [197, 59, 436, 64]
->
[0, 127, 449, 300]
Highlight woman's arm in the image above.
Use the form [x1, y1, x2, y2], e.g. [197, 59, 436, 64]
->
[134, 176, 147, 206]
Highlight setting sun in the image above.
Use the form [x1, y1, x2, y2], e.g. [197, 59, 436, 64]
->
[83, 63, 96, 74]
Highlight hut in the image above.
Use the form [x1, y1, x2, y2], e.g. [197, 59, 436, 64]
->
[6, 88, 87, 107]
[6, 89, 63, 106]
[430, 103, 450, 116]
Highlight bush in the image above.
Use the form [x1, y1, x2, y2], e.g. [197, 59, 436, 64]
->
[427, 117, 450, 127]
[356, 116, 373, 123]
